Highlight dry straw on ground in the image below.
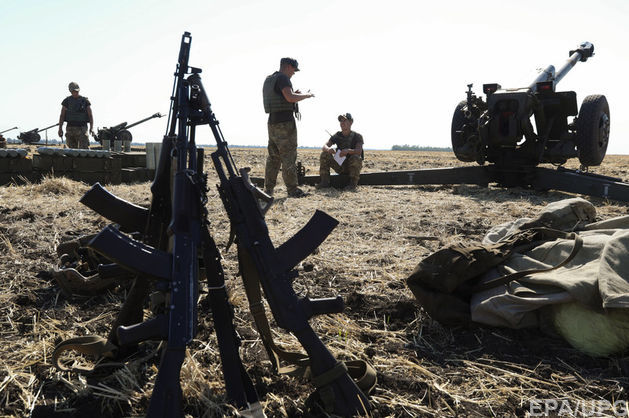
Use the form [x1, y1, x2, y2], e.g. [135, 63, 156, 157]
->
[1, 148, 628, 417]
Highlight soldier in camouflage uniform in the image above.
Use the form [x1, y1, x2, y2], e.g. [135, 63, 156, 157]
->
[58, 82, 94, 149]
[262, 57, 314, 197]
[317, 113, 364, 190]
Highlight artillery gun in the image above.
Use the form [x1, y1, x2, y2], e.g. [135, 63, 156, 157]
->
[94, 112, 162, 149]
[0, 127, 17, 148]
[451, 42, 609, 168]
[17, 123, 59, 144]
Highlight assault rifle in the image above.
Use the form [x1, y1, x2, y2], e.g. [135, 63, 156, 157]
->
[53, 31, 372, 416]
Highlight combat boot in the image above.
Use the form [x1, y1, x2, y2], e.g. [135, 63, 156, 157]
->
[287, 187, 308, 198]
[344, 176, 359, 191]
[316, 172, 331, 189]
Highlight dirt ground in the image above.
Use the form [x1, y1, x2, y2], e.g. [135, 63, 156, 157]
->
[1, 147, 628, 417]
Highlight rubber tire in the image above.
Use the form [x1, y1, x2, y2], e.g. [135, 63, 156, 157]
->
[451, 101, 475, 162]
[117, 130, 133, 143]
[576, 94, 610, 167]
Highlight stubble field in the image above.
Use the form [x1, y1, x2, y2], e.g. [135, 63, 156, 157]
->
[1, 147, 628, 417]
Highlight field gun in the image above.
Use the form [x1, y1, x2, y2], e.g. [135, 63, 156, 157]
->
[17, 123, 59, 144]
[0, 127, 17, 148]
[451, 42, 609, 168]
[94, 112, 162, 147]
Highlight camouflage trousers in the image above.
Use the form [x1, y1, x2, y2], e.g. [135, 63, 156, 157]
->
[265, 120, 298, 194]
[66, 126, 90, 149]
[319, 152, 363, 186]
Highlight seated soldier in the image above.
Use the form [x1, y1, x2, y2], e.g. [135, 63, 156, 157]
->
[317, 113, 364, 190]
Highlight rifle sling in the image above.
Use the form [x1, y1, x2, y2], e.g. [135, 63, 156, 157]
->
[52, 335, 163, 376]
[472, 230, 583, 293]
[201, 227, 259, 408]
[237, 244, 377, 396]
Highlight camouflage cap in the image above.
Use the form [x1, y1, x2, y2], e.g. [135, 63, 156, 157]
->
[68, 82, 80, 92]
[280, 57, 299, 71]
[338, 113, 353, 122]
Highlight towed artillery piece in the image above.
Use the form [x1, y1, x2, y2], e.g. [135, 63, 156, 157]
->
[451, 42, 609, 168]
[0, 127, 17, 148]
[17, 123, 59, 144]
[94, 112, 162, 149]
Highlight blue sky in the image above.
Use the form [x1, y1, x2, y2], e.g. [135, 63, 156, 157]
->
[1, 0, 628, 154]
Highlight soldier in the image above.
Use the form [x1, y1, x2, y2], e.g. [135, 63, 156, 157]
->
[262, 57, 314, 197]
[58, 82, 94, 149]
[317, 113, 364, 190]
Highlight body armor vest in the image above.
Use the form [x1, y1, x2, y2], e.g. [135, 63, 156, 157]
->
[333, 132, 364, 159]
[263, 72, 294, 114]
[64, 96, 90, 123]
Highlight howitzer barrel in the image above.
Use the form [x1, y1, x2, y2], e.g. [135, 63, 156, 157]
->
[37, 123, 59, 133]
[0, 127, 18, 134]
[527, 42, 594, 93]
[527, 65, 556, 93]
[125, 112, 163, 130]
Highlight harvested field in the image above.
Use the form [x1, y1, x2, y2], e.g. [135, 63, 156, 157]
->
[1, 147, 628, 417]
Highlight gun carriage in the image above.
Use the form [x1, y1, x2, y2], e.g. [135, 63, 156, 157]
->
[17, 123, 59, 144]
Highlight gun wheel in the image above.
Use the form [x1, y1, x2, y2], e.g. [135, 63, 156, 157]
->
[451, 101, 481, 163]
[117, 130, 133, 143]
[576, 95, 610, 166]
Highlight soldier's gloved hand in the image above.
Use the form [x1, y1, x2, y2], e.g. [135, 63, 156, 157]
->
[58, 128, 63, 138]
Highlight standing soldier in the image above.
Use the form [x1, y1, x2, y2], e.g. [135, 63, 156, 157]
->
[58, 82, 94, 149]
[317, 113, 364, 190]
[262, 57, 314, 197]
